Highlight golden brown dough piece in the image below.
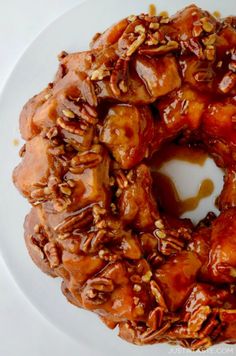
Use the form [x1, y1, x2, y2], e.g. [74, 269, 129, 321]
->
[13, 4, 236, 351]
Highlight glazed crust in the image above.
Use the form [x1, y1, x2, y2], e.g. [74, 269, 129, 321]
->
[13, 5, 236, 351]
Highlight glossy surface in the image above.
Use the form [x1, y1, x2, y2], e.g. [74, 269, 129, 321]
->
[150, 144, 215, 217]
[0, 0, 235, 352]
[152, 172, 214, 217]
[12, 3, 236, 350]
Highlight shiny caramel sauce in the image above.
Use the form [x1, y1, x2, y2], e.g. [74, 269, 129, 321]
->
[151, 144, 208, 168]
[149, 144, 214, 217]
[149, 4, 157, 16]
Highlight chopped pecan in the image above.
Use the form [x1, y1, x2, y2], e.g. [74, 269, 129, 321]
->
[63, 98, 98, 125]
[150, 280, 168, 311]
[139, 322, 171, 344]
[126, 33, 146, 57]
[147, 306, 164, 330]
[182, 38, 204, 59]
[116, 170, 129, 189]
[29, 235, 45, 260]
[157, 236, 185, 256]
[147, 252, 164, 268]
[139, 41, 179, 56]
[69, 144, 103, 174]
[44, 242, 60, 268]
[191, 337, 212, 351]
[188, 306, 211, 333]
[218, 71, 236, 93]
[83, 277, 114, 305]
[80, 76, 98, 107]
[91, 64, 110, 81]
[199, 313, 219, 338]
[110, 58, 129, 97]
[54, 208, 93, 234]
[57, 116, 87, 135]
[46, 127, 58, 140]
[62, 108, 75, 119]
[201, 17, 214, 33]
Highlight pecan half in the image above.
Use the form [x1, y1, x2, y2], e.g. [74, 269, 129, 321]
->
[139, 41, 179, 56]
[139, 322, 171, 344]
[83, 277, 114, 305]
[54, 208, 93, 234]
[147, 306, 164, 330]
[44, 242, 60, 268]
[150, 280, 168, 311]
[110, 58, 129, 97]
[57, 116, 87, 135]
[69, 146, 103, 174]
[188, 306, 211, 333]
[218, 71, 236, 94]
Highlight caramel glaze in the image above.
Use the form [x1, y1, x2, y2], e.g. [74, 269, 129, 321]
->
[152, 172, 214, 217]
[149, 144, 214, 217]
[13, 4, 236, 350]
[150, 144, 208, 168]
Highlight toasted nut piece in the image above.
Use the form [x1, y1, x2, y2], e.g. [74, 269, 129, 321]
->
[202, 34, 216, 46]
[139, 40, 179, 56]
[91, 64, 110, 81]
[134, 25, 146, 34]
[142, 271, 152, 282]
[62, 109, 75, 119]
[218, 71, 236, 93]
[149, 22, 160, 30]
[128, 15, 137, 22]
[127, 33, 146, 56]
[154, 229, 166, 239]
[150, 280, 168, 311]
[201, 17, 214, 32]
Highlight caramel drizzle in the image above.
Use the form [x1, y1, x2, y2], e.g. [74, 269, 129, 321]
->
[152, 172, 214, 217]
[150, 144, 214, 217]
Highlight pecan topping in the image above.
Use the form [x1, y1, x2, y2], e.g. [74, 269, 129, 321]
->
[44, 242, 60, 268]
[150, 280, 168, 311]
[83, 277, 114, 305]
[62, 109, 75, 119]
[57, 116, 87, 135]
[147, 306, 164, 330]
[139, 40, 179, 56]
[126, 33, 146, 57]
[110, 58, 129, 97]
[54, 208, 93, 234]
[13, 4, 236, 351]
[188, 306, 211, 333]
[69, 146, 102, 174]
[91, 64, 110, 81]
[218, 71, 236, 93]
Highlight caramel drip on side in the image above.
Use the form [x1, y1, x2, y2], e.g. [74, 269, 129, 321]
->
[152, 172, 214, 217]
[150, 144, 208, 169]
[150, 144, 214, 217]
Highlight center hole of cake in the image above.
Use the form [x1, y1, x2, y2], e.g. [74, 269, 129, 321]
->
[150, 144, 224, 224]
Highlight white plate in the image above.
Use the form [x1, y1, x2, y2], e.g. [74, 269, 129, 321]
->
[0, 0, 234, 354]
